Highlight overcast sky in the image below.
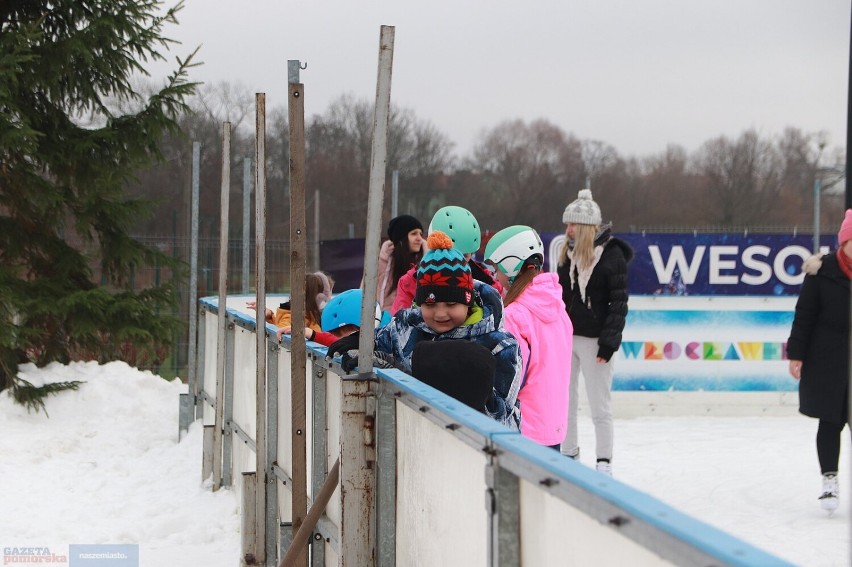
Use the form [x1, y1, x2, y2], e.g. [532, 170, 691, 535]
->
[151, 0, 851, 159]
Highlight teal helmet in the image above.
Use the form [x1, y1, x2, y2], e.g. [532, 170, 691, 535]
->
[483, 225, 544, 282]
[321, 289, 389, 331]
[428, 206, 481, 254]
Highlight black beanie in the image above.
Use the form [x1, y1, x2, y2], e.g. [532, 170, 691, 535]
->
[411, 340, 496, 413]
[387, 214, 423, 244]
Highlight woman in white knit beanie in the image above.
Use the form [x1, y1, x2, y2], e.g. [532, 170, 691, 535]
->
[557, 188, 633, 476]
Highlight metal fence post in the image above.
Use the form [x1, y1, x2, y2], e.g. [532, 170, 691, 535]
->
[242, 157, 251, 294]
[486, 457, 520, 567]
[376, 381, 397, 567]
[178, 392, 191, 441]
[222, 322, 236, 488]
[342, 25, 395, 567]
[188, 141, 201, 416]
[202, 424, 215, 483]
[195, 306, 207, 420]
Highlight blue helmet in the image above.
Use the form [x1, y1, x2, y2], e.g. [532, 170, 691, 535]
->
[321, 289, 390, 331]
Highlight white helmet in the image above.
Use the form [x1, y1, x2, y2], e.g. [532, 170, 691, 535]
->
[483, 225, 544, 282]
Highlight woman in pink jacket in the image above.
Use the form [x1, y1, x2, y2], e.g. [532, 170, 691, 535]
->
[485, 225, 573, 449]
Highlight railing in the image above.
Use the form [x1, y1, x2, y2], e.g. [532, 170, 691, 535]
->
[186, 296, 793, 567]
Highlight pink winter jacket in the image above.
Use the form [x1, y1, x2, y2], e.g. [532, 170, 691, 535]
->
[391, 264, 418, 315]
[503, 272, 574, 446]
[360, 240, 398, 313]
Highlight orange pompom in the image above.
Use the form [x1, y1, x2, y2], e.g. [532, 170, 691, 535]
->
[426, 230, 454, 250]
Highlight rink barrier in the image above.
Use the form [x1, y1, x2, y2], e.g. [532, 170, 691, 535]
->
[194, 296, 794, 567]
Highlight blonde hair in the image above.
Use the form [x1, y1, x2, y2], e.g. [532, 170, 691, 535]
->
[560, 224, 598, 270]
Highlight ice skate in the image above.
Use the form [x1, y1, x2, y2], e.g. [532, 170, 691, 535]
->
[562, 447, 580, 461]
[595, 459, 612, 476]
[819, 473, 839, 514]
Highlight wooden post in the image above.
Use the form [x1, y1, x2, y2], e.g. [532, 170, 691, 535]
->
[288, 65, 309, 567]
[241, 472, 258, 566]
[254, 94, 268, 565]
[213, 123, 231, 492]
[202, 424, 214, 482]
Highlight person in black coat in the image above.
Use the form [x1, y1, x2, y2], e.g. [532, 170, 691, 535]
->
[787, 208, 852, 512]
[556, 188, 633, 476]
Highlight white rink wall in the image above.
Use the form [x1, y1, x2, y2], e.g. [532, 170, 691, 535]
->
[198, 296, 795, 566]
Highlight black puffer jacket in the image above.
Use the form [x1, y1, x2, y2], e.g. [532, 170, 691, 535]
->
[556, 232, 633, 362]
[786, 252, 850, 423]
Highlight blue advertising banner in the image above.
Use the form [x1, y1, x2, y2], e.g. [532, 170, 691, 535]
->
[322, 232, 834, 296]
[543, 232, 834, 296]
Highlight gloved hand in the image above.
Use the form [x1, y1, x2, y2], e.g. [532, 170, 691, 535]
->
[327, 332, 363, 372]
[339, 350, 400, 373]
[326, 331, 361, 361]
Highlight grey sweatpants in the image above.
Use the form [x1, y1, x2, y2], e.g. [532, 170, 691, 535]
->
[561, 335, 614, 461]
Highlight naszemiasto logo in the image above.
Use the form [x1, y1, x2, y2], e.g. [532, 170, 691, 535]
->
[3, 547, 68, 564]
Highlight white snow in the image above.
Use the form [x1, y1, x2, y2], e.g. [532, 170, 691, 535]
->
[1, 360, 849, 566]
[0, 361, 240, 567]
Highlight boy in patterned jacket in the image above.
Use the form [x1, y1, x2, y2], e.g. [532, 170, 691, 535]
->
[328, 230, 523, 430]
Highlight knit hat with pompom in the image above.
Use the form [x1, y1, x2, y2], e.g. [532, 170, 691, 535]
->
[415, 231, 474, 306]
[562, 188, 602, 226]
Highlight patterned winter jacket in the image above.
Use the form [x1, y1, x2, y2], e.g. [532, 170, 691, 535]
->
[375, 280, 523, 430]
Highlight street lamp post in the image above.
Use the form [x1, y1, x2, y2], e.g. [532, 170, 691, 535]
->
[814, 175, 821, 253]
[813, 140, 827, 253]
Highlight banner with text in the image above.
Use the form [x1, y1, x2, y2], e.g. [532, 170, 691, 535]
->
[324, 232, 834, 296]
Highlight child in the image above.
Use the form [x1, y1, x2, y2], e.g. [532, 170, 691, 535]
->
[329, 230, 523, 430]
[485, 225, 573, 450]
[411, 340, 496, 414]
[391, 205, 502, 314]
[277, 288, 390, 346]
[247, 271, 333, 333]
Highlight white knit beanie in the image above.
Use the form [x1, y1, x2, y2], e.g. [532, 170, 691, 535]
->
[562, 189, 602, 225]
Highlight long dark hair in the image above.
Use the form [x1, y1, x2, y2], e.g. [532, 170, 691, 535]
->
[388, 238, 423, 298]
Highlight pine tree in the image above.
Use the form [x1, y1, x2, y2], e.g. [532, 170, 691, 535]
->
[0, 0, 198, 406]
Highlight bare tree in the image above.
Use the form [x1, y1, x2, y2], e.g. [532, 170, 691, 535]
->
[306, 94, 455, 239]
[582, 139, 621, 185]
[692, 130, 784, 226]
[468, 119, 585, 231]
[631, 144, 703, 227]
[194, 81, 256, 134]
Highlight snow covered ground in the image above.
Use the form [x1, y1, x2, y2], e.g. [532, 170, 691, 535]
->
[1, 361, 849, 566]
[0, 362, 240, 567]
